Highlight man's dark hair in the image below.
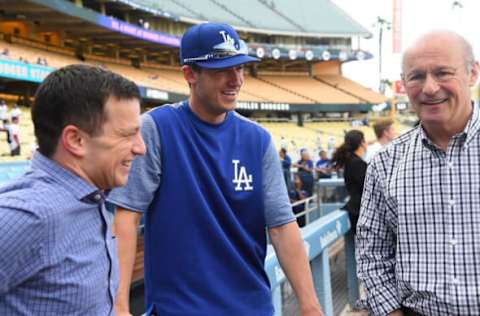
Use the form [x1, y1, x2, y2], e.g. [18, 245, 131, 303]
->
[32, 64, 140, 157]
[331, 129, 365, 170]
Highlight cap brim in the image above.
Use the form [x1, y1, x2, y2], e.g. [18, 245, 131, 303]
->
[194, 54, 259, 69]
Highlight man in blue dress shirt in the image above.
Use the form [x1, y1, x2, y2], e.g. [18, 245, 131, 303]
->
[0, 64, 146, 315]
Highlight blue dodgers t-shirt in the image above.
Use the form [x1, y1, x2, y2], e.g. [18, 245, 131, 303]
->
[108, 102, 294, 316]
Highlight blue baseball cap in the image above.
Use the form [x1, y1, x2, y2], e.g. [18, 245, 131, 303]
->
[180, 22, 259, 69]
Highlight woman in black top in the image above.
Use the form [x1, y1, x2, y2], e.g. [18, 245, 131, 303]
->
[331, 130, 367, 233]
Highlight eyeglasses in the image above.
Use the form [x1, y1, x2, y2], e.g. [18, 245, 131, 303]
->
[183, 40, 249, 63]
[402, 67, 460, 88]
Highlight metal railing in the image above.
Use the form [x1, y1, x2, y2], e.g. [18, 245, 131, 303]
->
[291, 194, 318, 225]
[264, 177, 359, 316]
[265, 210, 359, 316]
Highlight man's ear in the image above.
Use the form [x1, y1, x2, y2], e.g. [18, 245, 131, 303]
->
[469, 61, 479, 86]
[60, 125, 87, 157]
[182, 65, 197, 85]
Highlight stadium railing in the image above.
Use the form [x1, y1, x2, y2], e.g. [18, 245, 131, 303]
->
[265, 209, 359, 316]
[265, 177, 359, 316]
[0, 161, 30, 184]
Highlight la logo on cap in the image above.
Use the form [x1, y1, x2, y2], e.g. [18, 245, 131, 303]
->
[219, 30, 236, 48]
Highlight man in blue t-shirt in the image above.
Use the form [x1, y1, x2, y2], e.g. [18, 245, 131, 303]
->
[108, 23, 323, 316]
[315, 150, 332, 179]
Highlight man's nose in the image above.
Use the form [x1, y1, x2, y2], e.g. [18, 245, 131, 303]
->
[422, 73, 440, 95]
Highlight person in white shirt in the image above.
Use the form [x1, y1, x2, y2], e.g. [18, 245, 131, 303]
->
[364, 118, 395, 162]
[6, 116, 20, 156]
[0, 100, 8, 125]
[10, 104, 21, 122]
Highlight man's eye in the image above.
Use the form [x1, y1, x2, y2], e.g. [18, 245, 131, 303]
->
[437, 71, 453, 77]
[408, 74, 423, 81]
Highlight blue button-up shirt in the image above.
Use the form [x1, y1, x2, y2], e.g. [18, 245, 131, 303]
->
[0, 152, 118, 315]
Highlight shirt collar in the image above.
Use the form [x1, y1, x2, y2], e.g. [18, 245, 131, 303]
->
[31, 151, 103, 203]
[419, 102, 479, 150]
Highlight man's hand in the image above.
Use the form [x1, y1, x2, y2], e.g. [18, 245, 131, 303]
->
[388, 309, 404, 316]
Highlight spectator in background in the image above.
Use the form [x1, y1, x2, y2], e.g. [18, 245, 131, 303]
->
[0, 48, 9, 58]
[315, 149, 332, 179]
[6, 116, 20, 156]
[327, 136, 336, 158]
[364, 118, 396, 162]
[331, 130, 367, 233]
[0, 116, 20, 157]
[0, 118, 12, 155]
[0, 64, 145, 315]
[10, 104, 21, 122]
[294, 148, 314, 196]
[279, 136, 287, 149]
[315, 132, 322, 151]
[36, 57, 48, 66]
[0, 100, 8, 126]
[289, 174, 307, 227]
[279, 148, 292, 189]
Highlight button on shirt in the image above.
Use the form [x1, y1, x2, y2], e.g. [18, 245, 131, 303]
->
[0, 152, 118, 315]
[357, 103, 480, 316]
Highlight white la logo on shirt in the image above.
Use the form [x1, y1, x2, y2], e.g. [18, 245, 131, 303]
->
[232, 160, 253, 191]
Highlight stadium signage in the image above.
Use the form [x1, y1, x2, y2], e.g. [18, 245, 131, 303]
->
[106, 19, 180, 47]
[236, 101, 290, 111]
[145, 88, 169, 100]
[0, 59, 52, 83]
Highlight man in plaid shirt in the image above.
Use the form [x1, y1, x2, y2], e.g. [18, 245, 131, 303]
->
[357, 30, 480, 316]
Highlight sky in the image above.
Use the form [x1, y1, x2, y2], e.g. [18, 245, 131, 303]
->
[331, 0, 479, 92]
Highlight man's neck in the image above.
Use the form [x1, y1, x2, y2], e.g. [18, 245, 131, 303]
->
[188, 97, 227, 125]
[423, 121, 469, 151]
[52, 150, 97, 188]
[422, 103, 473, 151]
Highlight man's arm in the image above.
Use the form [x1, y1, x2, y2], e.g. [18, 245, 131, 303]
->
[113, 208, 142, 316]
[268, 222, 323, 316]
[261, 140, 322, 315]
[0, 203, 46, 295]
[356, 161, 400, 316]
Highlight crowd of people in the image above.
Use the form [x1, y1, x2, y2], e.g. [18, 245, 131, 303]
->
[0, 22, 479, 316]
[278, 117, 396, 229]
[0, 46, 49, 66]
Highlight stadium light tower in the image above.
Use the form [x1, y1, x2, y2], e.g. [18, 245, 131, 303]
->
[373, 16, 391, 94]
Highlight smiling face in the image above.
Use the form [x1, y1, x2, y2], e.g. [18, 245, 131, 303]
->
[185, 65, 244, 124]
[82, 96, 146, 190]
[402, 32, 478, 134]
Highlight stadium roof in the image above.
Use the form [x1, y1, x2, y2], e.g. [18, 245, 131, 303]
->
[126, 0, 372, 38]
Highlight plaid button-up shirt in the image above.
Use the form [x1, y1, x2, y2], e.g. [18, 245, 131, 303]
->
[0, 152, 118, 315]
[357, 103, 480, 316]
